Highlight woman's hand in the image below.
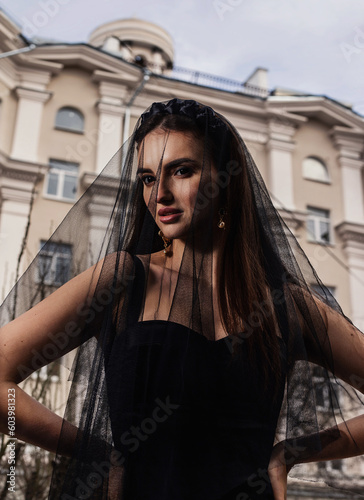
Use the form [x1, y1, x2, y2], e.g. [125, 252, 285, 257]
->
[268, 442, 289, 500]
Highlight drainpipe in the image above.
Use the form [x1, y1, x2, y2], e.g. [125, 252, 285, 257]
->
[0, 44, 37, 59]
[122, 68, 151, 147]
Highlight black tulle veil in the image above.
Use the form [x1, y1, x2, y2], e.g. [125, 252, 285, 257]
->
[1, 98, 363, 498]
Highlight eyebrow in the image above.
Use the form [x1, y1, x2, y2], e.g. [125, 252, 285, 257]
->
[136, 157, 199, 175]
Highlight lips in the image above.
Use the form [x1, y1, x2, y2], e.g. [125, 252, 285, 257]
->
[158, 208, 183, 216]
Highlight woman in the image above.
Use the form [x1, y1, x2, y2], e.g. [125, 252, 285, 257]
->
[0, 98, 363, 499]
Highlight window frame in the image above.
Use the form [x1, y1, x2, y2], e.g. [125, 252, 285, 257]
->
[311, 365, 341, 414]
[30, 363, 60, 383]
[55, 106, 84, 134]
[317, 458, 345, 476]
[302, 156, 330, 184]
[44, 159, 79, 202]
[37, 240, 73, 287]
[306, 206, 332, 244]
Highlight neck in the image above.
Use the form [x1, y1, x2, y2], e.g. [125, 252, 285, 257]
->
[165, 225, 224, 278]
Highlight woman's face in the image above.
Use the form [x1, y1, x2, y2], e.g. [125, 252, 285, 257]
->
[137, 128, 220, 242]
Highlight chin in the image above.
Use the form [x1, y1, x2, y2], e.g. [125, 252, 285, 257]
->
[158, 223, 189, 241]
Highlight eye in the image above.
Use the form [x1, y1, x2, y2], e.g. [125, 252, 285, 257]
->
[141, 175, 155, 186]
[175, 166, 192, 176]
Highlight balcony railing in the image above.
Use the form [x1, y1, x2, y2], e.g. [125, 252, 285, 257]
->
[166, 66, 270, 98]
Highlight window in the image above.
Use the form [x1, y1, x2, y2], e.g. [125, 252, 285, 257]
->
[303, 156, 329, 183]
[38, 241, 72, 286]
[318, 459, 343, 475]
[31, 362, 60, 383]
[55, 106, 84, 133]
[46, 159, 79, 200]
[312, 365, 341, 412]
[307, 206, 331, 244]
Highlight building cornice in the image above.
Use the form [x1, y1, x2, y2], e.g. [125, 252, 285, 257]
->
[266, 138, 296, 153]
[335, 221, 364, 245]
[133, 78, 268, 125]
[0, 185, 34, 204]
[31, 44, 142, 77]
[278, 208, 307, 230]
[0, 11, 22, 44]
[81, 172, 129, 197]
[95, 100, 124, 116]
[92, 68, 145, 87]
[0, 56, 19, 88]
[14, 86, 53, 103]
[97, 81, 129, 101]
[330, 126, 364, 158]
[267, 95, 364, 131]
[14, 50, 64, 74]
[0, 150, 48, 183]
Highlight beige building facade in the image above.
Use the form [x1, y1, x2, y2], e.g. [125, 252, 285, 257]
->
[0, 9, 364, 498]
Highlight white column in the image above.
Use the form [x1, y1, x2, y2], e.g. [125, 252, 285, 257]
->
[332, 130, 364, 329]
[340, 157, 364, 223]
[87, 194, 116, 268]
[336, 225, 364, 331]
[11, 87, 51, 163]
[95, 101, 124, 174]
[94, 82, 127, 174]
[331, 129, 364, 224]
[266, 138, 296, 211]
[0, 181, 34, 300]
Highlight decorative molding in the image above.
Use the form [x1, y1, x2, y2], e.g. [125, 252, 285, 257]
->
[330, 128, 364, 160]
[0, 150, 47, 183]
[266, 138, 296, 153]
[32, 44, 141, 77]
[266, 108, 308, 126]
[81, 172, 128, 198]
[268, 118, 297, 137]
[98, 81, 128, 102]
[338, 156, 364, 170]
[0, 185, 34, 205]
[0, 57, 18, 88]
[92, 68, 141, 86]
[18, 67, 53, 89]
[278, 208, 307, 231]
[96, 100, 124, 116]
[267, 95, 364, 130]
[14, 86, 53, 103]
[239, 130, 267, 144]
[335, 221, 364, 245]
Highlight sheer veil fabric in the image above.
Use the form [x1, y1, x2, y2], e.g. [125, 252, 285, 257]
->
[1, 98, 364, 498]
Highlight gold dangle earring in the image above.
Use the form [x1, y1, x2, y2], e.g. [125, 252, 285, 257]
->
[218, 207, 226, 230]
[158, 230, 172, 254]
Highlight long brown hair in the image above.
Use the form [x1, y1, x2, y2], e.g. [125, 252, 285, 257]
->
[131, 109, 287, 391]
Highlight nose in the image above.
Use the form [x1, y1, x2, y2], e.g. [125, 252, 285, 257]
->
[156, 174, 173, 204]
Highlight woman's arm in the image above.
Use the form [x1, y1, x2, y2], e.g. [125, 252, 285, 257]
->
[272, 293, 364, 469]
[0, 251, 131, 457]
[294, 298, 364, 464]
[269, 294, 364, 499]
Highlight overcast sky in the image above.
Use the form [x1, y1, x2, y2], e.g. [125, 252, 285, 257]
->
[1, 0, 364, 115]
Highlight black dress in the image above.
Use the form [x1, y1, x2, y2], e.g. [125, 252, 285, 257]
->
[105, 256, 287, 500]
